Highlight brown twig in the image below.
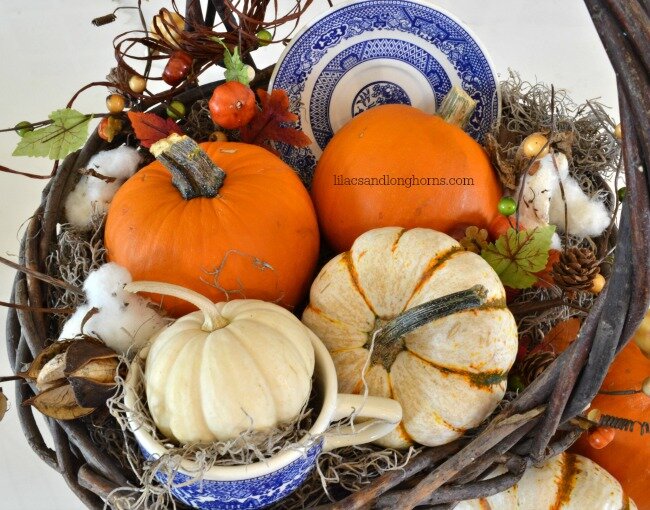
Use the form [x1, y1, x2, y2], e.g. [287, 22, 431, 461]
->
[0, 301, 73, 315]
[0, 255, 83, 296]
[393, 408, 545, 508]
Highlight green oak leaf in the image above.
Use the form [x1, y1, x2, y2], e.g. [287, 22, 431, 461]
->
[13, 109, 91, 160]
[481, 225, 556, 289]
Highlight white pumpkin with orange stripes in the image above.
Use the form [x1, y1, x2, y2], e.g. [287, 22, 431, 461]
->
[456, 452, 637, 509]
[302, 227, 518, 448]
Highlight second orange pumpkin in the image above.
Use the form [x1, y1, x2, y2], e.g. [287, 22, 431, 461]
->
[311, 104, 502, 253]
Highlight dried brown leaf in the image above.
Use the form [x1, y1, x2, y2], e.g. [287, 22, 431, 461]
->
[550, 130, 575, 160]
[484, 133, 518, 190]
[23, 384, 94, 420]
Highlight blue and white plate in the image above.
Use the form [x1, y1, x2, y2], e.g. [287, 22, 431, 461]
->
[269, 0, 500, 184]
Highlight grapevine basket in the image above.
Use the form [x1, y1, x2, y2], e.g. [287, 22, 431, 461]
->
[5, 0, 650, 509]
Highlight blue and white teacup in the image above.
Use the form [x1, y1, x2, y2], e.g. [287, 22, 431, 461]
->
[124, 334, 402, 509]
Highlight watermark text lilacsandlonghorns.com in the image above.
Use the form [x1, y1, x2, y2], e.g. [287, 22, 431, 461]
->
[333, 174, 475, 188]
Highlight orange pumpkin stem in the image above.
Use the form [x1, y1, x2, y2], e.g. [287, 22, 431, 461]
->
[438, 85, 478, 129]
[150, 134, 226, 200]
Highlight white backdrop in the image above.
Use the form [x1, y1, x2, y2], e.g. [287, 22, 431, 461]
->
[0, 1, 616, 508]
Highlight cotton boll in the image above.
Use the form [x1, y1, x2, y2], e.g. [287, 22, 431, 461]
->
[63, 179, 94, 229]
[86, 177, 122, 204]
[80, 296, 168, 354]
[58, 304, 91, 340]
[83, 263, 133, 304]
[515, 152, 610, 239]
[63, 146, 142, 229]
[86, 145, 142, 180]
[549, 176, 611, 237]
[59, 263, 168, 354]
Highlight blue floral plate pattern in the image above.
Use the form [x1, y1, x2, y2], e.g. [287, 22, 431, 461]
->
[269, 0, 500, 184]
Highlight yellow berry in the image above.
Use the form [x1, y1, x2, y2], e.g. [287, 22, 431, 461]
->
[209, 130, 228, 142]
[129, 75, 147, 94]
[590, 273, 606, 294]
[245, 65, 256, 83]
[614, 123, 622, 140]
[521, 132, 549, 158]
[106, 94, 126, 114]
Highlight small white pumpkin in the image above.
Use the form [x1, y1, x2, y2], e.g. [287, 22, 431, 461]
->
[456, 452, 637, 509]
[126, 281, 316, 444]
[302, 227, 518, 448]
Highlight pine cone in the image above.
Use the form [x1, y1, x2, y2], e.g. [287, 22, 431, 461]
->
[552, 247, 600, 291]
[520, 351, 556, 386]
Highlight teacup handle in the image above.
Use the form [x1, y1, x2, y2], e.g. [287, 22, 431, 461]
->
[322, 394, 402, 452]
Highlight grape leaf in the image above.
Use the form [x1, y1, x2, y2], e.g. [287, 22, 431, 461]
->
[240, 89, 311, 153]
[481, 225, 556, 289]
[127, 111, 183, 149]
[13, 109, 91, 160]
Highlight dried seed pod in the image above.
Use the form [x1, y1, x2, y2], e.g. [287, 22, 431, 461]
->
[36, 353, 67, 391]
[21, 337, 121, 420]
[0, 389, 7, 422]
[23, 384, 94, 421]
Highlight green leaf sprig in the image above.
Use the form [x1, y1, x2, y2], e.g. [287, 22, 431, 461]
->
[212, 38, 251, 85]
[13, 109, 92, 160]
[481, 225, 556, 289]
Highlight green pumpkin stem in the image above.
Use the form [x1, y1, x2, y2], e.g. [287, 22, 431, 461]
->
[150, 134, 226, 200]
[438, 85, 478, 129]
[370, 285, 488, 371]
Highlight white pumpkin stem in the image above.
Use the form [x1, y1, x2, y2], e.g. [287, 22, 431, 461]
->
[150, 134, 226, 200]
[371, 285, 488, 370]
[124, 281, 228, 332]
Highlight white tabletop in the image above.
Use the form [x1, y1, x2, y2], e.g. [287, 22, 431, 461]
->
[0, 1, 616, 508]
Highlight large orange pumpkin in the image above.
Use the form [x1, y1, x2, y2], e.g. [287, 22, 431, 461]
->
[105, 136, 319, 317]
[311, 104, 502, 253]
[571, 341, 650, 509]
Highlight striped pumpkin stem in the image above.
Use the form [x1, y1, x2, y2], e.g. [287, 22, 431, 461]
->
[370, 285, 488, 371]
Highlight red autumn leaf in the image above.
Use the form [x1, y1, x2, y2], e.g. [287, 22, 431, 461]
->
[127, 111, 183, 149]
[240, 89, 311, 153]
[542, 318, 582, 354]
[534, 249, 561, 288]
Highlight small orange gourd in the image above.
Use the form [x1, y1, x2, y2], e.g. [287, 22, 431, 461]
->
[105, 135, 319, 317]
[311, 96, 502, 253]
